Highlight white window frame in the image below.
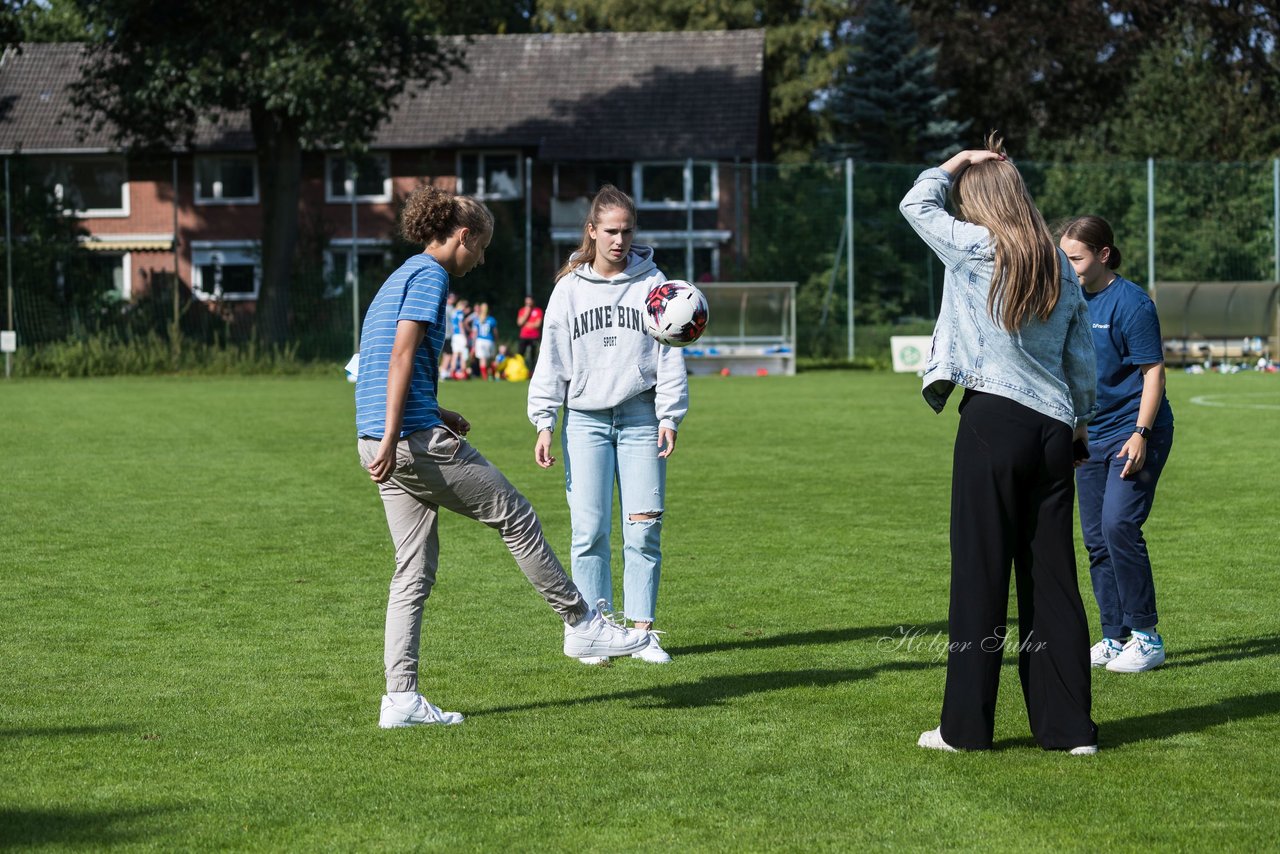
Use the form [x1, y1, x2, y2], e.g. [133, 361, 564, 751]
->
[633, 161, 719, 211]
[194, 155, 259, 205]
[191, 241, 261, 301]
[43, 156, 130, 218]
[321, 239, 395, 299]
[325, 153, 392, 203]
[456, 150, 524, 200]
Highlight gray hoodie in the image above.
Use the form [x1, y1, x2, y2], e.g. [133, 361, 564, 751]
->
[528, 245, 689, 433]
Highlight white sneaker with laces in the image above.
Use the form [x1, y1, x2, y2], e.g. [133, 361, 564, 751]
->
[564, 601, 649, 659]
[1090, 637, 1126, 667]
[379, 694, 464, 728]
[917, 727, 958, 752]
[631, 631, 672, 664]
[1106, 632, 1165, 672]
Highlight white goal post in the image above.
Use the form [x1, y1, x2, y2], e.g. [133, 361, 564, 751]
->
[682, 282, 797, 376]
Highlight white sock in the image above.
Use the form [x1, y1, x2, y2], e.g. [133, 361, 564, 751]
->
[569, 611, 595, 629]
[389, 691, 417, 705]
[1133, 628, 1160, 642]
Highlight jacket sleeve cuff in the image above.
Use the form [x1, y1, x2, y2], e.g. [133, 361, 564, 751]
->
[659, 418, 679, 432]
[916, 167, 952, 187]
[536, 416, 557, 433]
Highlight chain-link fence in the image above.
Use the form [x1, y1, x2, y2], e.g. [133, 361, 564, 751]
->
[4, 157, 1279, 373]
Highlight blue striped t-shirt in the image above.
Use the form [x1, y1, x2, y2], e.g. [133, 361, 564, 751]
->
[355, 254, 449, 438]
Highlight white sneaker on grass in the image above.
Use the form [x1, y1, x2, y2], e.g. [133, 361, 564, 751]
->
[563, 601, 649, 659]
[631, 631, 672, 664]
[379, 694, 464, 728]
[1090, 637, 1126, 667]
[917, 727, 958, 752]
[1106, 632, 1165, 672]
[578, 655, 609, 666]
[1068, 744, 1099, 755]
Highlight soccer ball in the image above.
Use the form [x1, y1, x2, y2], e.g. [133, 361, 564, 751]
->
[643, 280, 709, 347]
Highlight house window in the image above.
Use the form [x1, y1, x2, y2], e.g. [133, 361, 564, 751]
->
[634, 161, 718, 210]
[195, 156, 258, 203]
[192, 244, 260, 301]
[34, 157, 129, 216]
[326, 153, 391, 202]
[85, 252, 130, 300]
[458, 152, 522, 200]
[323, 244, 396, 298]
[651, 244, 721, 282]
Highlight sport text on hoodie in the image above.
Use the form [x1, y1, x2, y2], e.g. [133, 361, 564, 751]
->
[528, 245, 689, 434]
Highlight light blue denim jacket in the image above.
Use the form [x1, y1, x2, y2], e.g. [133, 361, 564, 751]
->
[899, 167, 1097, 428]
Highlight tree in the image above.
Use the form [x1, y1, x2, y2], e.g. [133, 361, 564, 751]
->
[68, 0, 463, 345]
[821, 0, 965, 162]
[910, 0, 1141, 153]
[531, 0, 850, 161]
[8, 0, 94, 42]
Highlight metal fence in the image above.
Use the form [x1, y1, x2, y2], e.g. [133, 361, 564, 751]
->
[4, 157, 1280, 371]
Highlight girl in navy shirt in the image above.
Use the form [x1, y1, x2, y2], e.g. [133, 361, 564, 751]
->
[1060, 215, 1174, 673]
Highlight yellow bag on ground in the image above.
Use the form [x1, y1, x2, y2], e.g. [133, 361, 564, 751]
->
[502, 353, 530, 382]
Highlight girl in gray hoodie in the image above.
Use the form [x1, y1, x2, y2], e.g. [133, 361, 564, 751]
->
[528, 185, 689, 665]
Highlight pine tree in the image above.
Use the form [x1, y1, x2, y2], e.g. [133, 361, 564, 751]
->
[823, 0, 965, 162]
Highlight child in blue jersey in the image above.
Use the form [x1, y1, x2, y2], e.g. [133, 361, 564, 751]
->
[355, 186, 649, 729]
[1061, 216, 1174, 673]
[472, 302, 499, 380]
[446, 298, 471, 379]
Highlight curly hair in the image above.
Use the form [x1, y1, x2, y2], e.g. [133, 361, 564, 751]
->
[400, 185, 493, 246]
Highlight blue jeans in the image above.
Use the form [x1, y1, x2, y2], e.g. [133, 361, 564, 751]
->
[561, 389, 666, 622]
[1076, 428, 1174, 639]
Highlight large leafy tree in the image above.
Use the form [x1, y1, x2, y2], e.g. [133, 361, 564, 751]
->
[531, 0, 849, 161]
[909, 0, 1141, 153]
[7, 0, 93, 42]
[822, 0, 965, 162]
[67, 0, 463, 344]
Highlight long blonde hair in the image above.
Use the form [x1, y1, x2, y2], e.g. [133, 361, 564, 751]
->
[556, 184, 636, 281]
[952, 132, 1061, 330]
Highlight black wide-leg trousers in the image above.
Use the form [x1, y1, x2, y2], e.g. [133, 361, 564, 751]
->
[939, 390, 1097, 750]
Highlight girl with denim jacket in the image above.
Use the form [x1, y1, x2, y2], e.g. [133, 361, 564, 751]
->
[1060, 215, 1173, 674]
[528, 185, 689, 665]
[900, 134, 1100, 754]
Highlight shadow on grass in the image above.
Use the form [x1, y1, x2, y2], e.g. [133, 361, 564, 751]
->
[1167, 634, 1280, 667]
[677, 622, 949, 656]
[0, 805, 176, 848]
[0, 723, 134, 739]
[475, 659, 932, 717]
[991, 690, 1280, 751]
[1103, 690, 1280, 748]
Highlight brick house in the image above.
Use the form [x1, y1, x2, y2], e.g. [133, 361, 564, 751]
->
[0, 31, 767, 328]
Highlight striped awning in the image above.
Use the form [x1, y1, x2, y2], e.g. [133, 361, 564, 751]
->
[82, 238, 174, 252]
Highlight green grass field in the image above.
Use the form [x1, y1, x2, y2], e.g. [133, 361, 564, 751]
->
[2, 370, 1278, 850]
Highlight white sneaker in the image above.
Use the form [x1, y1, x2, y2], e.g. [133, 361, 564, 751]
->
[563, 601, 649, 659]
[1068, 744, 1099, 755]
[1106, 632, 1165, 672]
[578, 655, 609, 666]
[631, 631, 672, 664]
[1090, 637, 1126, 667]
[378, 694, 464, 728]
[917, 727, 958, 752]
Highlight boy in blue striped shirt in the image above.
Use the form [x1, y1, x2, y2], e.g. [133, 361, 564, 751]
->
[356, 187, 649, 729]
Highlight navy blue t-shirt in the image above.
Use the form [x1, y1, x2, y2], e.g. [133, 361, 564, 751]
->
[1082, 275, 1174, 443]
[354, 254, 449, 439]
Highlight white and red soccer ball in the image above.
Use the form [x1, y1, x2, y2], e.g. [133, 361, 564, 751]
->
[643, 280, 709, 347]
